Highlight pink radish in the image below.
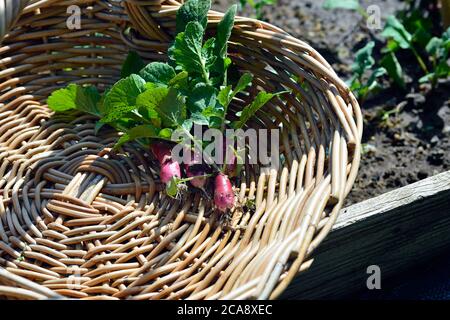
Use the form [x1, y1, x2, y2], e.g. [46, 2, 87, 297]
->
[185, 165, 207, 189]
[150, 142, 181, 185]
[160, 161, 181, 184]
[214, 173, 235, 212]
[184, 145, 208, 189]
[150, 142, 172, 164]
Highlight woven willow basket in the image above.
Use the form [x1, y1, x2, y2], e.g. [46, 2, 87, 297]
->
[0, 0, 362, 300]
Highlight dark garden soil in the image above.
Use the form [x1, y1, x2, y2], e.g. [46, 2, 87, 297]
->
[215, 0, 450, 205]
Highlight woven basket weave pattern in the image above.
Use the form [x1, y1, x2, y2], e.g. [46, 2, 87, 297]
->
[0, 0, 362, 299]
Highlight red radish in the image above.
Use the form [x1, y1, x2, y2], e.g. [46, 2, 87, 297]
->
[214, 173, 235, 212]
[160, 160, 181, 184]
[150, 142, 172, 164]
[185, 164, 207, 189]
[184, 145, 208, 189]
[150, 142, 181, 185]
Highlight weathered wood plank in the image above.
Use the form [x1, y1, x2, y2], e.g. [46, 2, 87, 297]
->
[282, 170, 450, 299]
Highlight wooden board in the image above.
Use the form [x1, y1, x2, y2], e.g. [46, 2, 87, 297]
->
[282, 170, 450, 299]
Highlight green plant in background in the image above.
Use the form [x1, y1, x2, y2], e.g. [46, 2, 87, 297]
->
[323, 2, 450, 91]
[376, 100, 406, 131]
[380, 51, 405, 89]
[348, 41, 386, 101]
[381, 14, 450, 88]
[322, 0, 368, 19]
[239, 0, 276, 19]
[420, 27, 450, 86]
[381, 15, 429, 79]
[377, 105, 402, 128]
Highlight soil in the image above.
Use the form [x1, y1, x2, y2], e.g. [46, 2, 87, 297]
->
[214, 0, 450, 205]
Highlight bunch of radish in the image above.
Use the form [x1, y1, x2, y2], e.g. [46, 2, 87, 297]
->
[47, 0, 282, 213]
[149, 139, 236, 212]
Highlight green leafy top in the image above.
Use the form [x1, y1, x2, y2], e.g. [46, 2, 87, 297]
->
[381, 15, 413, 50]
[381, 13, 449, 87]
[351, 41, 376, 77]
[139, 63, 176, 85]
[47, 84, 102, 116]
[347, 41, 387, 101]
[215, 5, 237, 59]
[176, 0, 211, 33]
[47, 0, 281, 150]
[169, 21, 217, 84]
[121, 51, 145, 78]
[420, 26, 450, 84]
[232, 91, 280, 129]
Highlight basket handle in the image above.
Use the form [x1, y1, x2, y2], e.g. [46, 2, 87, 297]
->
[0, 0, 29, 44]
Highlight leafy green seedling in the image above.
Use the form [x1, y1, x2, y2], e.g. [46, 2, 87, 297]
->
[348, 41, 386, 101]
[420, 27, 450, 86]
[381, 13, 449, 88]
[381, 15, 429, 75]
[377, 104, 403, 128]
[322, 0, 368, 19]
[380, 51, 405, 89]
[397, 9, 433, 49]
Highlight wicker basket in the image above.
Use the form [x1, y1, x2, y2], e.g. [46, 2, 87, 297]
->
[0, 0, 362, 300]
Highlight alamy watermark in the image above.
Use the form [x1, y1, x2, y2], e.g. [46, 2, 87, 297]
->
[366, 5, 382, 31]
[64, 3, 384, 32]
[366, 265, 381, 290]
[67, 266, 82, 289]
[67, 5, 81, 30]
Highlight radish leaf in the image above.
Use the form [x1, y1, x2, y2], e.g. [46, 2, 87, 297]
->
[233, 73, 253, 95]
[139, 62, 176, 85]
[169, 21, 216, 84]
[115, 124, 160, 149]
[159, 128, 174, 139]
[136, 84, 169, 123]
[48, 84, 101, 116]
[156, 88, 187, 128]
[233, 91, 280, 129]
[47, 84, 77, 112]
[176, 0, 211, 34]
[103, 74, 146, 116]
[217, 85, 232, 107]
[121, 51, 145, 78]
[166, 177, 180, 198]
[212, 4, 237, 84]
[215, 5, 237, 59]
[169, 71, 189, 87]
[187, 83, 217, 112]
[217, 73, 253, 109]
